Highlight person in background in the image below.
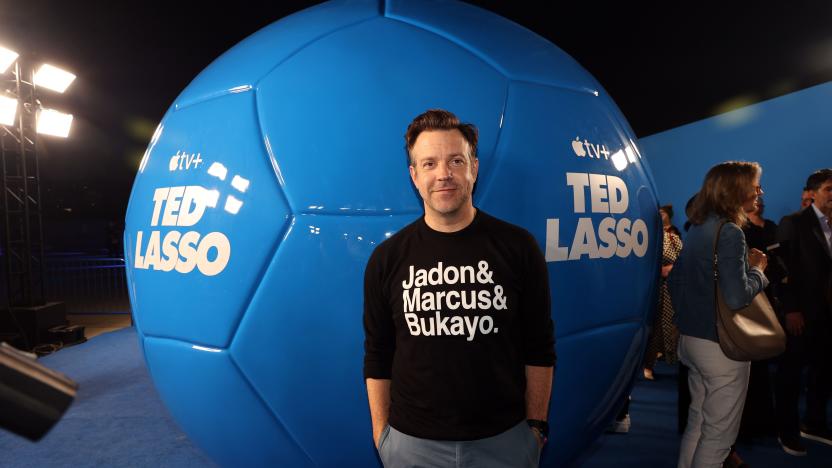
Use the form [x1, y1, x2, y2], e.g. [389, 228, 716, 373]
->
[670, 161, 768, 468]
[678, 195, 696, 434]
[737, 199, 784, 442]
[774, 169, 832, 456]
[801, 187, 813, 210]
[643, 205, 683, 380]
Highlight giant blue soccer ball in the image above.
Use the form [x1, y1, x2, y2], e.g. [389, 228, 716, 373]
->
[124, 1, 661, 465]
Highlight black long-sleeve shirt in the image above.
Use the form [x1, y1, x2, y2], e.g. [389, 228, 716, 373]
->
[363, 210, 556, 440]
[743, 218, 787, 302]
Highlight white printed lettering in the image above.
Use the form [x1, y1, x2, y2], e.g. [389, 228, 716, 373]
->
[615, 218, 633, 258]
[464, 316, 479, 341]
[589, 173, 609, 213]
[162, 186, 185, 226]
[607, 176, 629, 214]
[404, 288, 420, 312]
[566, 173, 590, 213]
[151, 188, 169, 226]
[597, 217, 617, 259]
[569, 217, 599, 260]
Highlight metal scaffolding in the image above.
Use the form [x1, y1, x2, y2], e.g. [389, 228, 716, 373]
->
[0, 60, 47, 307]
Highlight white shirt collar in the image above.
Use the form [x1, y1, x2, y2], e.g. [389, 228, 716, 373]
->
[811, 203, 828, 223]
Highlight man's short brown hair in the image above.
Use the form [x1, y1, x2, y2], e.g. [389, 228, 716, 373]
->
[805, 168, 832, 192]
[404, 109, 478, 166]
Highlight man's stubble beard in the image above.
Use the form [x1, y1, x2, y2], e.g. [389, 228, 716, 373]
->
[427, 190, 471, 218]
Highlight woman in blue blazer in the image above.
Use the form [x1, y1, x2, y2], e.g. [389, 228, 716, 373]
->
[670, 161, 769, 468]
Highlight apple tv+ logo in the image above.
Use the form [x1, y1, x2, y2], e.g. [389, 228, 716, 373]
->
[572, 137, 610, 160]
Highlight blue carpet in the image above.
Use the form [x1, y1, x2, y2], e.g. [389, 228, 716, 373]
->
[579, 361, 832, 467]
[0, 327, 215, 467]
[1, 328, 830, 466]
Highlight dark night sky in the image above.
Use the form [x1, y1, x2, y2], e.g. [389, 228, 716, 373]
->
[1, 0, 831, 248]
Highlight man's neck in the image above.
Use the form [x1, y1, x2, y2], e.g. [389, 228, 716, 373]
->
[813, 202, 832, 219]
[424, 205, 477, 233]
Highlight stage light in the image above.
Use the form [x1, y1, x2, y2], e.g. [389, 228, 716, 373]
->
[0, 49, 76, 312]
[36, 108, 73, 138]
[0, 46, 18, 74]
[0, 95, 17, 126]
[33, 64, 75, 93]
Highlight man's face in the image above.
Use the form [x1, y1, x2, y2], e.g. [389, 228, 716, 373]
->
[801, 190, 813, 209]
[409, 129, 478, 220]
[811, 180, 832, 216]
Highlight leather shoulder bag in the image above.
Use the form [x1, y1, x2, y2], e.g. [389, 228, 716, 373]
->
[713, 220, 786, 361]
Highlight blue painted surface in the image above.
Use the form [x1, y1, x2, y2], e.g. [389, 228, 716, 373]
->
[125, 91, 291, 347]
[143, 337, 313, 466]
[123, 1, 660, 466]
[640, 81, 832, 226]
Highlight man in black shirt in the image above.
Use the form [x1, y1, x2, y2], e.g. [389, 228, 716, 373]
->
[737, 199, 781, 444]
[363, 109, 556, 467]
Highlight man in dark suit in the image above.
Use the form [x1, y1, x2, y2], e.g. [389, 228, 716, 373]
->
[775, 169, 832, 456]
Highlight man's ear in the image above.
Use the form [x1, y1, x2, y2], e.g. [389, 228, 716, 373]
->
[409, 164, 417, 185]
[472, 157, 479, 182]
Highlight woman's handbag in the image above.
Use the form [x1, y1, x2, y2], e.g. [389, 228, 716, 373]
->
[712, 221, 786, 361]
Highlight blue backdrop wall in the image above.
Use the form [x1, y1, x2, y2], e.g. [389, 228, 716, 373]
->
[639, 81, 832, 227]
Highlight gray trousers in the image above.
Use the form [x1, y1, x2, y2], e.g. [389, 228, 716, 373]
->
[677, 334, 750, 468]
[378, 420, 541, 468]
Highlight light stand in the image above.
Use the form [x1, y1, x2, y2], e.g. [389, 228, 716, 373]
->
[0, 48, 74, 350]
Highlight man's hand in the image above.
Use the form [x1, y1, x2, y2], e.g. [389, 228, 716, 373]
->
[366, 378, 391, 449]
[661, 264, 673, 278]
[785, 312, 805, 336]
[373, 427, 384, 449]
[530, 427, 545, 448]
